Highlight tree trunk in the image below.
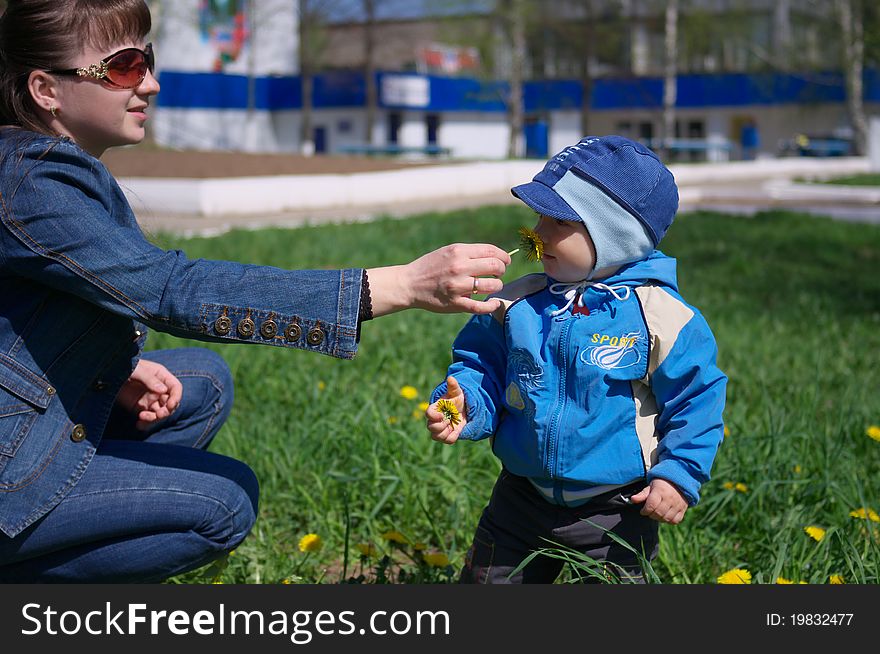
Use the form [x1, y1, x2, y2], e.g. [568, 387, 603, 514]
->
[364, 0, 377, 145]
[507, 0, 526, 158]
[301, 68, 315, 156]
[838, 0, 867, 155]
[662, 0, 678, 160]
[298, 0, 315, 155]
[580, 0, 595, 137]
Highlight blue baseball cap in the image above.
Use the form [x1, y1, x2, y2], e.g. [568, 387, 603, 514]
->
[511, 135, 679, 271]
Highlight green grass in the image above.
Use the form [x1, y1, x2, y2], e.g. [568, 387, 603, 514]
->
[819, 173, 880, 186]
[146, 206, 880, 584]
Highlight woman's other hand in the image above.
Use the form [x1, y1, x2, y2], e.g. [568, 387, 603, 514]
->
[115, 359, 183, 430]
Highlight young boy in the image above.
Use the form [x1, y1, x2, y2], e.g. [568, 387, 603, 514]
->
[426, 135, 727, 583]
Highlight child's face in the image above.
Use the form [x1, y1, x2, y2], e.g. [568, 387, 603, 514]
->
[533, 214, 596, 282]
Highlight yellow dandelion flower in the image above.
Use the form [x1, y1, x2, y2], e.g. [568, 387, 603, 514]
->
[298, 533, 322, 553]
[849, 507, 880, 523]
[388, 415, 398, 424]
[734, 482, 748, 493]
[356, 543, 378, 558]
[318, 381, 326, 391]
[436, 398, 461, 426]
[793, 464, 802, 474]
[422, 552, 450, 567]
[829, 574, 845, 584]
[717, 568, 752, 584]
[517, 227, 544, 262]
[867, 425, 880, 442]
[722, 481, 734, 490]
[281, 579, 292, 584]
[412, 542, 427, 551]
[418, 401, 429, 412]
[212, 580, 224, 584]
[804, 526, 826, 542]
[399, 385, 419, 400]
[723, 425, 730, 438]
[381, 530, 408, 544]
[776, 577, 794, 584]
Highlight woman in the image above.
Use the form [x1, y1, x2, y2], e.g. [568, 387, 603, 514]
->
[0, 0, 510, 582]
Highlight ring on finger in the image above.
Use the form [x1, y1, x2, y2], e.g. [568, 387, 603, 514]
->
[471, 276, 479, 295]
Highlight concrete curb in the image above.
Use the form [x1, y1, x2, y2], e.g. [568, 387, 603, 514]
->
[119, 156, 873, 217]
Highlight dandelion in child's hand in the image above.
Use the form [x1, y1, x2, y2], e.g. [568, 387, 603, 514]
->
[436, 398, 461, 426]
[515, 226, 544, 262]
[804, 526, 826, 542]
[717, 568, 751, 584]
[298, 533, 322, 553]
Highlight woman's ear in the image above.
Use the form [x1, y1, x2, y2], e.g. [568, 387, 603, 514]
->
[27, 70, 60, 114]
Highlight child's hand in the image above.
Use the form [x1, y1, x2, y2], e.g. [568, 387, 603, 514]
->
[115, 359, 183, 431]
[628, 478, 688, 524]
[426, 376, 468, 445]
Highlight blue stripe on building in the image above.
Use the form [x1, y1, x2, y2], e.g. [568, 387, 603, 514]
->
[156, 69, 878, 112]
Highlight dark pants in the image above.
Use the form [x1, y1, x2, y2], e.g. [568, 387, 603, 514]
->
[459, 470, 659, 584]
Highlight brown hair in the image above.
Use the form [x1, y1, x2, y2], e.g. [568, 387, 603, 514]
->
[0, 0, 151, 134]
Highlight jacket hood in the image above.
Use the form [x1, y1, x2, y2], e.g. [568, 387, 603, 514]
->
[598, 250, 678, 292]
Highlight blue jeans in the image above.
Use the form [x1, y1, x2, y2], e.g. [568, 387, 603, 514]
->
[0, 348, 258, 583]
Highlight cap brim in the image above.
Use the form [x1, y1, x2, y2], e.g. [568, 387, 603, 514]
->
[511, 181, 582, 223]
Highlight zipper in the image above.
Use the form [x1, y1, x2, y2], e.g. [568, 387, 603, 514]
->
[544, 317, 573, 480]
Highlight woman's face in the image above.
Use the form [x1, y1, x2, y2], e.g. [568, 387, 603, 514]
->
[51, 40, 160, 158]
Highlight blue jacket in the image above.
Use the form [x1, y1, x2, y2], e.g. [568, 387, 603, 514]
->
[0, 130, 363, 537]
[431, 252, 727, 506]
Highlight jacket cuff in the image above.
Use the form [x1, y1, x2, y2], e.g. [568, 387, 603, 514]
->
[646, 459, 702, 506]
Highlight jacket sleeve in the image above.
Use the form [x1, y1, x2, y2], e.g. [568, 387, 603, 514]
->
[0, 140, 362, 359]
[430, 312, 508, 440]
[645, 309, 727, 505]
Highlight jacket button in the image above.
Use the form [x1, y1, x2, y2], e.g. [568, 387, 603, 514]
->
[237, 317, 256, 338]
[260, 319, 278, 339]
[47, 386, 56, 395]
[284, 323, 302, 342]
[214, 316, 232, 336]
[71, 424, 87, 442]
[307, 327, 325, 346]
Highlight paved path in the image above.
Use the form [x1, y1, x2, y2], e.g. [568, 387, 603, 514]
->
[131, 158, 880, 237]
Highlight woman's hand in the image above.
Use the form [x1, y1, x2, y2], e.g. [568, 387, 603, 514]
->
[115, 359, 183, 431]
[367, 243, 511, 317]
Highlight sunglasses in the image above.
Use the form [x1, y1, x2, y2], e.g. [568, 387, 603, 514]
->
[47, 43, 154, 90]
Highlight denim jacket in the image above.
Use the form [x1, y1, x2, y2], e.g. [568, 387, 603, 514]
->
[0, 129, 363, 537]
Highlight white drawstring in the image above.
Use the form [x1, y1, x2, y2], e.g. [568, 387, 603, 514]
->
[548, 280, 631, 317]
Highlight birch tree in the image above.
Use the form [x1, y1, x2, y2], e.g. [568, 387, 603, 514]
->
[662, 0, 678, 159]
[837, 0, 867, 155]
